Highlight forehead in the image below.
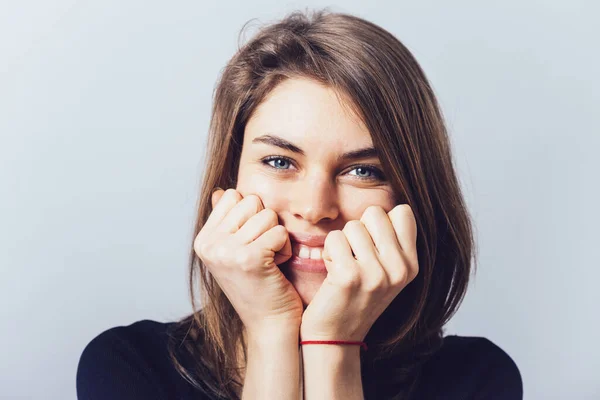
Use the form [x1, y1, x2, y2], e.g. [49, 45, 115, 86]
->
[244, 78, 373, 150]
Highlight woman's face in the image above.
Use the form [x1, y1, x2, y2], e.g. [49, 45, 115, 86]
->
[236, 77, 397, 306]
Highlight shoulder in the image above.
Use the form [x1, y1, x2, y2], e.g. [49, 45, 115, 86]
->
[77, 319, 173, 372]
[81, 319, 172, 348]
[418, 335, 523, 399]
[437, 335, 521, 375]
[76, 319, 195, 400]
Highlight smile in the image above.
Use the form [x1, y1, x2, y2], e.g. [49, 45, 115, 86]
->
[292, 243, 324, 260]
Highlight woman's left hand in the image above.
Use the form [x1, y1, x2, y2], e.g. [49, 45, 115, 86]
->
[300, 204, 420, 343]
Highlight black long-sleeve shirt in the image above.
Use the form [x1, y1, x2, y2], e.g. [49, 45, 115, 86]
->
[76, 319, 523, 399]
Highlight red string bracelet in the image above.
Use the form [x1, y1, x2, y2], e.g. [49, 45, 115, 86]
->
[300, 340, 368, 351]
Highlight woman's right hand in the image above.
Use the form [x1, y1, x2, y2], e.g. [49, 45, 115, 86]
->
[193, 188, 303, 335]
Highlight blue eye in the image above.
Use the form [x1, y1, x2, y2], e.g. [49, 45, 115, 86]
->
[349, 166, 378, 179]
[260, 156, 386, 182]
[263, 156, 292, 169]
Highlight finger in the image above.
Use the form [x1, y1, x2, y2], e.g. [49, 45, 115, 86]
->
[360, 206, 404, 280]
[322, 230, 357, 275]
[273, 228, 292, 266]
[342, 220, 379, 266]
[359, 205, 400, 256]
[211, 188, 225, 208]
[249, 225, 291, 267]
[234, 208, 279, 244]
[388, 204, 418, 260]
[204, 188, 242, 231]
[220, 194, 265, 233]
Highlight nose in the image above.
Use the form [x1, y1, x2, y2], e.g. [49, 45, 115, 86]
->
[289, 173, 339, 224]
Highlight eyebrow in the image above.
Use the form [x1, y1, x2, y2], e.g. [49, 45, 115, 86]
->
[252, 134, 379, 162]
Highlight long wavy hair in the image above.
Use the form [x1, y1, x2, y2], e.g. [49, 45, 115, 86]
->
[167, 8, 476, 400]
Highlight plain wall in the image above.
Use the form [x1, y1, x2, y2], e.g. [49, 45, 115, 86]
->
[1, 1, 598, 399]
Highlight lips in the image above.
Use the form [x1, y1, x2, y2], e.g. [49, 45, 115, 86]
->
[285, 231, 328, 273]
[288, 254, 327, 273]
[287, 231, 327, 247]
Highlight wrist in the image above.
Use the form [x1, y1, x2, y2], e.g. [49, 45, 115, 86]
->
[243, 322, 301, 400]
[246, 322, 300, 347]
[301, 341, 362, 359]
[300, 329, 366, 346]
[300, 339, 364, 399]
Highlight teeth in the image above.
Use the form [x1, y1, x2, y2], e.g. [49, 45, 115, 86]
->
[310, 248, 322, 260]
[298, 246, 310, 259]
[293, 244, 324, 259]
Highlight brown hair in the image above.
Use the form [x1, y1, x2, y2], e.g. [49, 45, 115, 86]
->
[167, 8, 476, 400]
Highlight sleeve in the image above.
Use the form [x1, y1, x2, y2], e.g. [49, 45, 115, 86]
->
[76, 328, 169, 400]
[473, 338, 524, 400]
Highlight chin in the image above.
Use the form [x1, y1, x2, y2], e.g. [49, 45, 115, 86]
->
[280, 260, 326, 306]
[297, 285, 318, 308]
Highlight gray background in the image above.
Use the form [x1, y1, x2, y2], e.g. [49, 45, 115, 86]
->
[1, 1, 598, 399]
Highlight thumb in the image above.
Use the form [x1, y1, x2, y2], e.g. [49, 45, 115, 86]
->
[274, 232, 292, 266]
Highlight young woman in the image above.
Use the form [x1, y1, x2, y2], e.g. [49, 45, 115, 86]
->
[77, 9, 523, 400]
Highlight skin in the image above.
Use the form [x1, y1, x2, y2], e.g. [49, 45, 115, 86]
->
[236, 77, 399, 305]
[225, 77, 420, 398]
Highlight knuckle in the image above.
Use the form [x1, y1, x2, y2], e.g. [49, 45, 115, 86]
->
[260, 208, 278, 224]
[224, 188, 242, 202]
[214, 243, 231, 262]
[323, 230, 341, 249]
[343, 220, 362, 232]
[326, 230, 342, 242]
[390, 267, 409, 286]
[361, 205, 384, 220]
[338, 270, 361, 289]
[410, 263, 419, 281]
[194, 242, 207, 259]
[194, 235, 213, 260]
[363, 271, 388, 293]
[197, 242, 210, 258]
[270, 224, 286, 236]
[364, 281, 385, 294]
[233, 251, 253, 271]
[377, 243, 394, 259]
[390, 204, 414, 220]
[245, 194, 263, 212]
[193, 234, 204, 254]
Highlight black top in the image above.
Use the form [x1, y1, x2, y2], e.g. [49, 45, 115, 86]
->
[76, 319, 523, 399]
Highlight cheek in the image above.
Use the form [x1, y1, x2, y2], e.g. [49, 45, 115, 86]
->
[340, 187, 397, 217]
[235, 173, 287, 210]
